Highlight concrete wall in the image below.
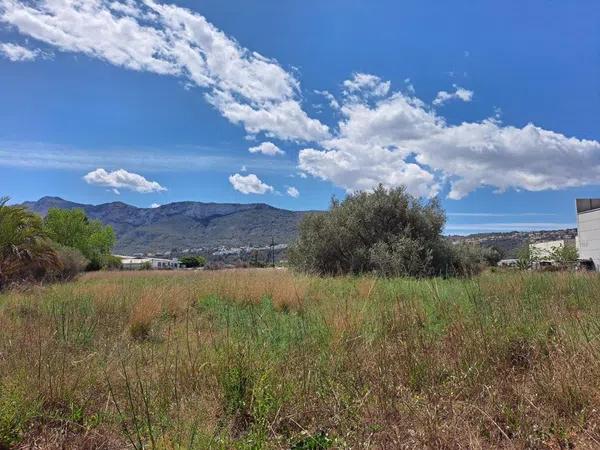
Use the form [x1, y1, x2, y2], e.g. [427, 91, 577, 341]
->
[577, 208, 600, 270]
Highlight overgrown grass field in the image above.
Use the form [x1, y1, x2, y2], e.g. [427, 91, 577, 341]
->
[1, 269, 600, 448]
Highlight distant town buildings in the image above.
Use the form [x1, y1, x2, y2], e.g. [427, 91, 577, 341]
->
[576, 199, 600, 271]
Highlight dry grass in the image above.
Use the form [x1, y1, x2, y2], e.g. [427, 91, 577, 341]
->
[1, 269, 600, 448]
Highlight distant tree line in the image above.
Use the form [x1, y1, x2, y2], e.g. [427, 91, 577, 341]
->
[288, 185, 494, 277]
[0, 197, 117, 289]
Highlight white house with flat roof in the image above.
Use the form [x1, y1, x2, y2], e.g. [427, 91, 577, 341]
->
[114, 255, 181, 270]
[576, 199, 600, 271]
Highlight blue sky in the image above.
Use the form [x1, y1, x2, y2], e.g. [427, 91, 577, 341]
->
[1, 0, 599, 234]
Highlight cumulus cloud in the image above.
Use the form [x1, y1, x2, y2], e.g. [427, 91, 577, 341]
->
[433, 84, 473, 106]
[83, 168, 167, 193]
[0, 42, 42, 61]
[343, 73, 390, 99]
[248, 141, 284, 156]
[286, 186, 299, 198]
[416, 120, 600, 199]
[229, 173, 273, 194]
[299, 74, 600, 199]
[2, 0, 598, 200]
[0, 0, 328, 141]
[150, 202, 161, 208]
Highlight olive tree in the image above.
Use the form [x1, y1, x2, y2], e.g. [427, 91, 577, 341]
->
[288, 185, 481, 277]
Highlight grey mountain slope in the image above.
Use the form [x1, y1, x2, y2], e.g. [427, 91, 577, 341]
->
[23, 196, 311, 255]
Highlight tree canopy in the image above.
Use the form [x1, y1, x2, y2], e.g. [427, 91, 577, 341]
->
[288, 185, 481, 277]
[179, 255, 206, 268]
[43, 208, 115, 270]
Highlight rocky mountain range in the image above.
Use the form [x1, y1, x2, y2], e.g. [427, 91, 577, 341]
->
[23, 196, 311, 256]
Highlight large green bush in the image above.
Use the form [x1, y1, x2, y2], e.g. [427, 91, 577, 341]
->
[180, 255, 206, 268]
[288, 185, 483, 277]
[43, 208, 115, 270]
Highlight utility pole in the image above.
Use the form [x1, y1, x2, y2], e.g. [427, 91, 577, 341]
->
[271, 236, 275, 268]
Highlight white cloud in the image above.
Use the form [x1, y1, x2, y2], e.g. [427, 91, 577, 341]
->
[343, 73, 390, 99]
[206, 90, 329, 141]
[0, 42, 41, 61]
[111, 188, 120, 195]
[0, 0, 328, 141]
[299, 146, 440, 198]
[248, 141, 284, 156]
[150, 202, 161, 208]
[83, 168, 167, 193]
[2, 1, 598, 201]
[416, 120, 600, 199]
[433, 84, 473, 106]
[299, 74, 600, 199]
[315, 90, 340, 110]
[0, 143, 296, 173]
[228, 173, 273, 194]
[286, 186, 299, 198]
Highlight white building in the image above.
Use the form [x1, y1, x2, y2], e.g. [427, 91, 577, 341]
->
[529, 239, 572, 261]
[576, 199, 600, 271]
[114, 255, 182, 270]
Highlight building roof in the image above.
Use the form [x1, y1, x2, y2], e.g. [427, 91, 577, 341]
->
[576, 199, 600, 214]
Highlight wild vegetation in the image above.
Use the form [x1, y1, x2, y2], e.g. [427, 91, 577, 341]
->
[180, 255, 207, 268]
[43, 207, 116, 271]
[0, 199, 116, 289]
[517, 242, 579, 270]
[289, 186, 489, 277]
[1, 269, 600, 448]
[0, 197, 59, 290]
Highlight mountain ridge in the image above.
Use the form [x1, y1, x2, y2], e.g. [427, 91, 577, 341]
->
[23, 196, 313, 255]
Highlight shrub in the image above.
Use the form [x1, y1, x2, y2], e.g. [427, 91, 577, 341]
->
[44, 244, 89, 282]
[289, 185, 481, 277]
[43, 208, 115, 271]
[102, 254, 123, 271]
[550, 243, 578, 268]
[481, 246, 504, 266]
[179, 255, 206, 268]
[517, 243, 532, 270]
[445, 243, 486, 277]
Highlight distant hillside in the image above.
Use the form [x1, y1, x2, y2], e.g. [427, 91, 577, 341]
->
[23, 196, 312, 256]
[448, 228, 578, 258]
